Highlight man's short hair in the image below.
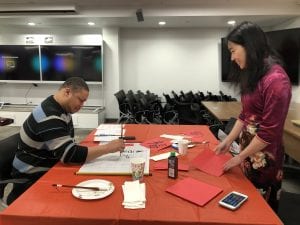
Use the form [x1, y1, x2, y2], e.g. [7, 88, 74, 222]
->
[60, 77, 89, 92]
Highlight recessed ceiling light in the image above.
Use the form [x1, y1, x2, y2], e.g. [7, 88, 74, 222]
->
[27, 22, 36, 26]
[88, 22, 95, 26]
[227, 20, 236, 26]
[158, 21, 166, 26]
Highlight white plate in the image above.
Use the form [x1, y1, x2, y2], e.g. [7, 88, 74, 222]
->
[72, 179, 115, 200]
[170, 140, 195, 149]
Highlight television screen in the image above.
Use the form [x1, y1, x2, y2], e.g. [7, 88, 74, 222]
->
[0, 45, 40, 81]
[40, 45, 102, 83]
[267, 28, 300, 85]
[221, 28, 300, 85]
[221, 38, 231, 82]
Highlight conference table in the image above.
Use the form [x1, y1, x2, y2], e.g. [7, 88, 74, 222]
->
[201, 101, 300, 163]
[0, 124, 283, 225]
[201, 101, 242, 122]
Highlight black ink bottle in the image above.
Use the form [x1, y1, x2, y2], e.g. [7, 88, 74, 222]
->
[168, 151, 178, 179]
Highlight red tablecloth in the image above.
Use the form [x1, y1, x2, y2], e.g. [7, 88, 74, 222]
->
[0, 124, 283, 225]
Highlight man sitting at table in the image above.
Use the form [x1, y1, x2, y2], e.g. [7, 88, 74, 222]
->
[7, 77, 125, 205]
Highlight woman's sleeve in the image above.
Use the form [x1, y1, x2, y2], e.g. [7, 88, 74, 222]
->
[256, 73, 291, 143]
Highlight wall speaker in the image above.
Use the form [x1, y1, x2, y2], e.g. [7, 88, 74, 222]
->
[136, 8, 144, 22]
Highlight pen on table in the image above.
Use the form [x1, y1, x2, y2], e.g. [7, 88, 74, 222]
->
[52, 184, 107, 191]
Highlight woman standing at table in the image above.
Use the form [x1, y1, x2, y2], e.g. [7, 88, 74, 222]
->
[215, 21, 291, 212]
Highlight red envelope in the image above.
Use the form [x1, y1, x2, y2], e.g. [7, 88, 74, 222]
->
[166, 177, 223, 206]
[191, 148, 232, 176]
[181, 130, 204, 142]
[181, 130, 204, 137]
[141, 137, 171, 151]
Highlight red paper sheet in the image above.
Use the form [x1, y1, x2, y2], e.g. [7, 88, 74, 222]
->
[181, 130, 204, 142]
[191, 148, 232, 176]
[141, 137, 171, 151]
[154, 161, 189, 171]
[166, 177, 223, 206]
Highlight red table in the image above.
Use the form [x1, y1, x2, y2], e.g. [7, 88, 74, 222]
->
[0, 124, 283, 225]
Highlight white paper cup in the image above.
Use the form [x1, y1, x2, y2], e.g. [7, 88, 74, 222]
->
[178, 139, 189, 155]
[130, 157, 145, 181]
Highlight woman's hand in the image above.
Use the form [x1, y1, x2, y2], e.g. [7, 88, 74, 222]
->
[223, 155, 243, 171]
[214, 140, 231, 155]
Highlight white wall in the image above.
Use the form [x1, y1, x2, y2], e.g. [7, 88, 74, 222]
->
[102, 27, 121, 119]
[120, 28, 237, 97]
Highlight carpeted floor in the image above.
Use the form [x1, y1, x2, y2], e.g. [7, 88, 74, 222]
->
[278, 191, 300, 225]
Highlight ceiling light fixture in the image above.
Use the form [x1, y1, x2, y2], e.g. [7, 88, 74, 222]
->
[227, 20, 236, 26]
[88, 22, 95, 26]
[158, 21, 166, 26]
[27, 22, 36, 26]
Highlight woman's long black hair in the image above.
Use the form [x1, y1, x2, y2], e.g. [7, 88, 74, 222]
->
[226, 21, 283, 94]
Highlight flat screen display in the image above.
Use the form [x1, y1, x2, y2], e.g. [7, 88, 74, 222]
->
[40, 45, 102, 83]
[0, 45, 40, 81]
[221, 38, 231, 82]
[267, 28, 300, 85]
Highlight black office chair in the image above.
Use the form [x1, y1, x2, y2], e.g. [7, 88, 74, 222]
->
[162, 93, 178, 124]
[209, 117, 237, 139]
[224, 117, 237, 134]
[0, 133, 28, 208]
[114, 90, 135, 123]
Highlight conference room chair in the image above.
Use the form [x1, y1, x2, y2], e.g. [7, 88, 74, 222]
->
[162, 93, 179, 124]
[0, 133, 28, 208]
[135, 93, 163, 124]
[114, 90, 135, 123]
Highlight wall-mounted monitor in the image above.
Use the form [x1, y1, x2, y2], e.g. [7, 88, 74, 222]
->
[0, 45, 40, 82]
[267, 28, 300, 85]
[221, 28, 300, 85]
[40, 45, 102, 83]
[221, 38, 231, 83]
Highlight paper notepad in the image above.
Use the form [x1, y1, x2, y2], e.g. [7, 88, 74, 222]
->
[191, 148, 232, 176]
[166, 177, 222, 206]
[76, 143, 150, 175]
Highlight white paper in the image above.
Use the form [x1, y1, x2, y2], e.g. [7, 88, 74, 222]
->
[94, 124, 124, 136]
[94, 136, 119, 142]
[94, 124, 126, 142]
[77, 143, 150, 175]
[160, 134, 186, 140]
[122, 180, 146, 209]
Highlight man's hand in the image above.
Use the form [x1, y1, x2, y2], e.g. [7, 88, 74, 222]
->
[106, 139, 125, 154]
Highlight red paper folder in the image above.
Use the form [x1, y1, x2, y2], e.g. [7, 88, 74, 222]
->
[191, 148, 232, 176]
[166, 177, 223, 206]
[141, 137, 171, 151]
